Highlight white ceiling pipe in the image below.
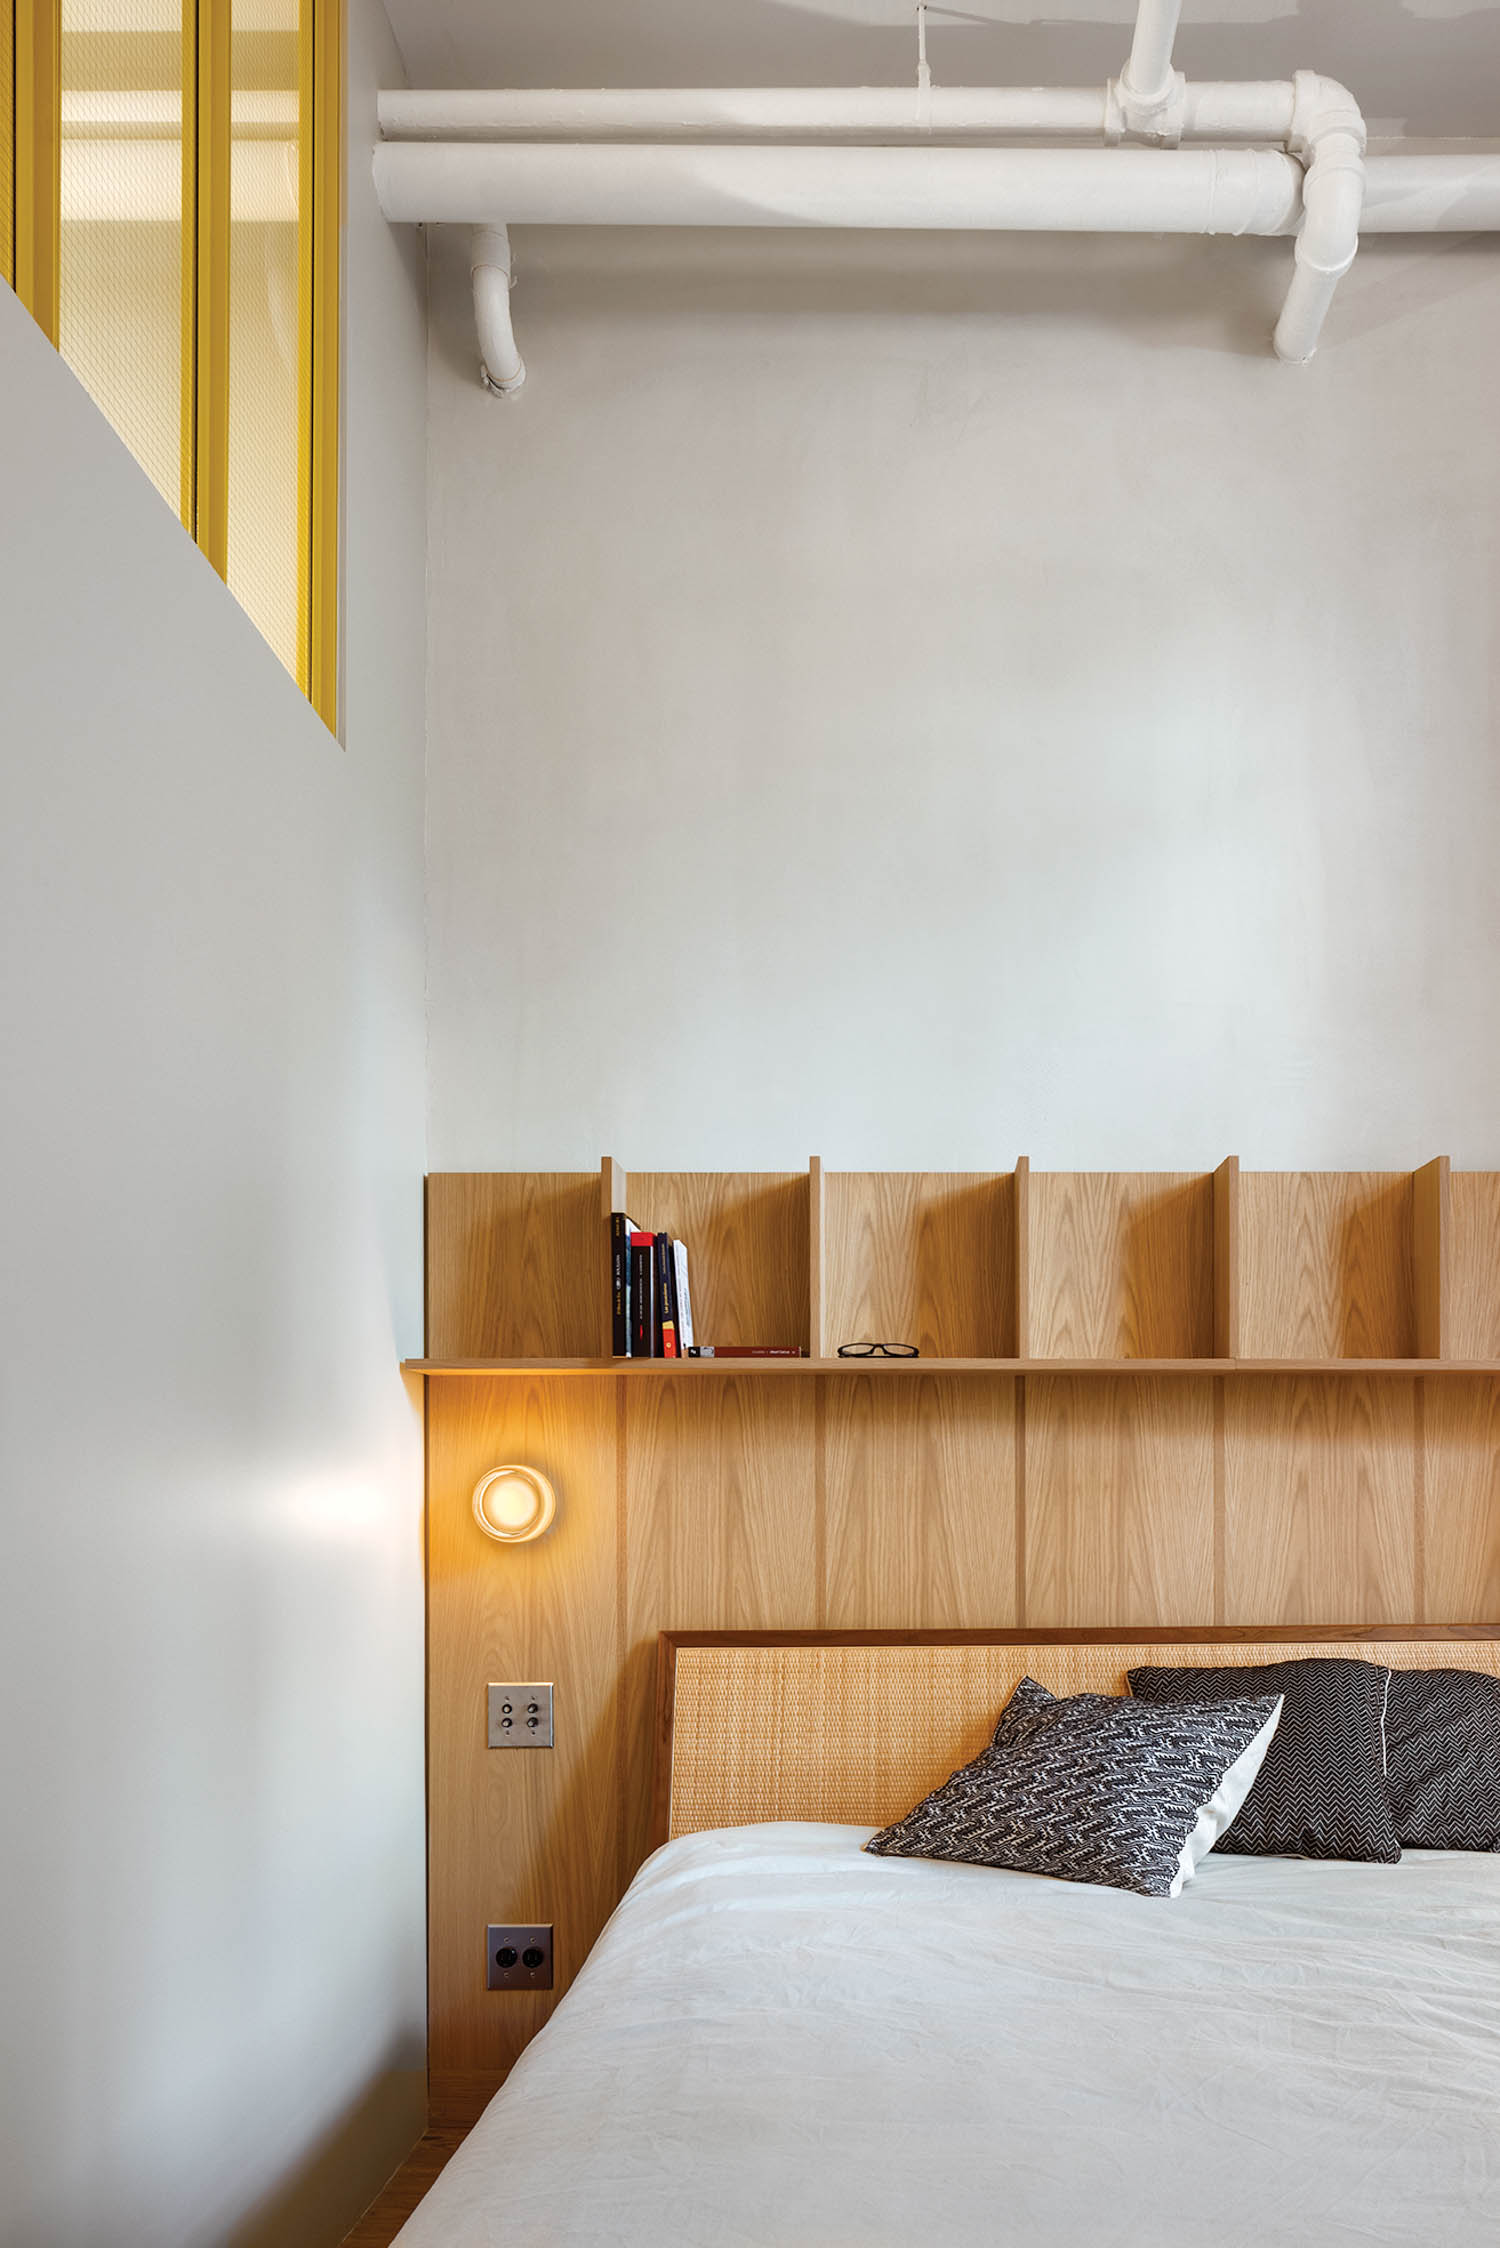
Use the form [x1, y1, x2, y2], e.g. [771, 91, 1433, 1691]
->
[1360, 154, 1500, 231]
[378, 82, 1306, 146]
[373, 140, 1305, 236]
[1122, 0, 1183, 102]
[1179, 82, 1296, 142]
[380, 86, 1111, 140]
[471, 224, 525, 395]
[1117, 0, 1184, 138]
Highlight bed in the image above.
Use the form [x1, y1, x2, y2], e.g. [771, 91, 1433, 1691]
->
[395, 1629, 1500, 2246]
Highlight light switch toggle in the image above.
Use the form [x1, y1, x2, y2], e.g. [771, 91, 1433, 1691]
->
[488, 1681, 553, 1748]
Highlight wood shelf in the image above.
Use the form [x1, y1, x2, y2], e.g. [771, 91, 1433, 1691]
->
[420, 1157, 1500, 1379]
[405, 1355, 1500, 1378]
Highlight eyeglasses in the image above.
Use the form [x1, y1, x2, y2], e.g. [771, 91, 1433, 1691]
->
[836, 1342, 920, 1358]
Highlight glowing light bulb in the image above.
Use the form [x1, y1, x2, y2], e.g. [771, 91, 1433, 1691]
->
[472, 1466, 558, 1544]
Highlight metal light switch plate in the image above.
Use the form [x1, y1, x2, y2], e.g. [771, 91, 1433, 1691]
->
[488, 1681, 553, 1747]
[486, 1924, 554, 1991]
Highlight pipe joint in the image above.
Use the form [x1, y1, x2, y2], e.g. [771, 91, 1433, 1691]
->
[1106, 66, 1186, 146]
[1295, 141, 1365, 278]
[470, 223, 525, 396]
[1288, 71, 1366, 165]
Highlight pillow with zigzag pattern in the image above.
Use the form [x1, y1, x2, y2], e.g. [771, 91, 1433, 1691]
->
[864, 1676, 1281, 1899]
[1129, 1656, 1400, 1863]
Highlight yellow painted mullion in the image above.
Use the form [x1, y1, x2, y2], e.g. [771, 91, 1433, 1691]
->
[295, 0, 313, 694]
[179, 0, 198, 535]
[14, 0, 60, 343]
[2, 2, 16, 291]
[195, 0, 230, 578]
[303, 0, 341, 732]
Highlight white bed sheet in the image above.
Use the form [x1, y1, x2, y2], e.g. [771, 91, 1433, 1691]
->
[397, 1823, 1500, 2246]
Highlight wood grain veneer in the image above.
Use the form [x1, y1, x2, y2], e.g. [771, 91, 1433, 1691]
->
[426, 1375, 619, 2112]
[1027, 1171, 1214, 1358]
[620, 1376, 818, 1877]
[1424, 1378, 1500, 1622]
[1239, 1171, 1416, 1359]
[1213, 1156, 1240, 1358]
[1024, 1376, 1216, 1626]
[1413, 1157, 1452, 1360]
[1448, 1174, 1500, 1361]
[1223, 1376, 1416, 1624]
[823, 1375, 1018, 1629]
[427, 1173, 600, 1359]
[821, 1170, 1016, 1358]
[626, 1170, 809, 1351]
[809, 1157, 828, 1359]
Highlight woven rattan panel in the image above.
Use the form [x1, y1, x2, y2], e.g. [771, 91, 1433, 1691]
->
[667, 1639, 1500, 1840]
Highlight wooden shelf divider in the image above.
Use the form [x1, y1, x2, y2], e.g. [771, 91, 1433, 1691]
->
[1213, 1155, 1240, 1359]
[809, 1156, 827, 1360]
[600, 1155, 625, 1355]
[1448, 1171, 1500, 1359]
[1413, 1155, 1451, 1362]
[1014, 1156, 1031, 1360]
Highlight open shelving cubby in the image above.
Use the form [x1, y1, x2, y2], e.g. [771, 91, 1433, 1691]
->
[814, 1162, 1016, 1361]
[409, 1157, 1500, 1377]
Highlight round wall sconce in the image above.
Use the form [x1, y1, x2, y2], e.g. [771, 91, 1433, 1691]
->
[472, 1465, 558, 1545]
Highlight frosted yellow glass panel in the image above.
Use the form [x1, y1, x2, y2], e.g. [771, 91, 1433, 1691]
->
[58, 1, 186, 516]
[227, 0, 301, 680]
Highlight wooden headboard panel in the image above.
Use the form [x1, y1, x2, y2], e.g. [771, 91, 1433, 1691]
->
[653, 1626, 1500, 1847]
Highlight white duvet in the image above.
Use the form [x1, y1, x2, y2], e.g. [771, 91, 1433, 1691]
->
[396, 1823, 1500, 2245]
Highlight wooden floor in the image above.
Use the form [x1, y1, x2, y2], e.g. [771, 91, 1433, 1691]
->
[341, 2128, 471, 2247]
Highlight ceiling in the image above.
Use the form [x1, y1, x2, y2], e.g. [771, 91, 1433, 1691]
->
[382, 1, 1500, 141]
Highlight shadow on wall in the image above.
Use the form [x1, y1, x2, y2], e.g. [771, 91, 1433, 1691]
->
[430, 231, 1304, 394]
[225, 2062, 425, 2248]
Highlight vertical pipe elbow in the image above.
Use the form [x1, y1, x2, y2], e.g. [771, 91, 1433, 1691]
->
[1274, 73, 1366, 363]
[470, 223, 525, 396]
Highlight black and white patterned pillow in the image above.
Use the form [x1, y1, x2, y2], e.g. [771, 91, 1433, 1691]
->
[1129, 1657, 1401, 1863]
[1386, 1668, 1500, 1850]
[864, 1677, 1281, 1899]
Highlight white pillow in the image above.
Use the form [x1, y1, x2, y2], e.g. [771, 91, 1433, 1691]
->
[1171, 1695, 1283, 1895]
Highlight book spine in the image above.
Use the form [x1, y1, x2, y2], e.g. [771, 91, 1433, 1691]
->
[656, 1233, 679, 1358]
[673, 1239, 694, 1353]
[630, 1233, 657, 1359]
[610, 1213, 631, 1357]
[694, 1345, 805, 1358]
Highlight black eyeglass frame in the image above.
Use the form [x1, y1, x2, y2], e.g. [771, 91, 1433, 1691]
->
[835, 1342, 921, 1359]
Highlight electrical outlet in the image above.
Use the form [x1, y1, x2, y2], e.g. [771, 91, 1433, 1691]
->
[487, 1681, 553, 1748]
[486, 1924, 554, 1991]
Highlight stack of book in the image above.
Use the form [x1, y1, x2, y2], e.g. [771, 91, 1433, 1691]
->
[607, 1212, 808, 1358]
[609, 1214, 695, 1358]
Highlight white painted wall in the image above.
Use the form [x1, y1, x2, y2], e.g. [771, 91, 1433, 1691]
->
[0, 6, 428, 2242]
[424, 223, 1500, 1170]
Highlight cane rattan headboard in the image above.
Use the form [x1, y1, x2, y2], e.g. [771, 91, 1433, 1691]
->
[650, 1626, 1500, 1850]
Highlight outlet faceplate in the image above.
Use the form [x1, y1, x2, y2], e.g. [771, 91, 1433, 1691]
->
[486, 1924, 554, 1991]
[487, 1681, 553, 1748]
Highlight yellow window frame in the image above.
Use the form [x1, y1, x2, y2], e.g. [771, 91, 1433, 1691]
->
[3, 0, 342, 735]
